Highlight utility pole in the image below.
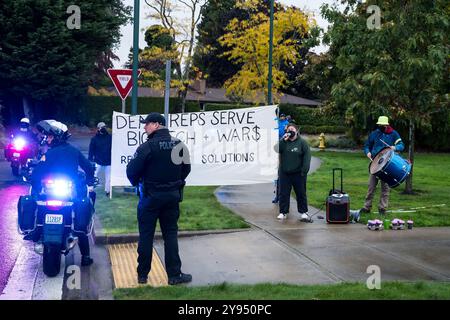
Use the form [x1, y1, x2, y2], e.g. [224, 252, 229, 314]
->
[267, 0, 274, 105]
[164, 60, 171, 126]
[131, 0, 140, 115]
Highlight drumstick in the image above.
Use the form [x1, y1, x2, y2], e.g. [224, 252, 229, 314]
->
[380, 139, 392, 148]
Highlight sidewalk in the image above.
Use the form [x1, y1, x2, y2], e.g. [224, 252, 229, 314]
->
[154, 157, 450, 286]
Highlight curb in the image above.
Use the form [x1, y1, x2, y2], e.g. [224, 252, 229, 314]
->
[92, 215, 252, 245]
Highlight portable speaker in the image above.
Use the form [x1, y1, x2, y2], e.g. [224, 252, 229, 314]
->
[326, 168, 350, 224]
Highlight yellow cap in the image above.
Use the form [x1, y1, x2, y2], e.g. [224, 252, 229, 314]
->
[376, 116, 389, 126]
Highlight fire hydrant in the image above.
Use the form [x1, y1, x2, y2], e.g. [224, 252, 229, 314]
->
[319, 133, 326, 151]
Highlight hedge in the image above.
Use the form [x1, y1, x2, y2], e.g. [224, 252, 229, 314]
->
[68, 97, 347, 135]
[203, 103, 251, 111]
[300, 125, 347, 134]
[63, 96, 201, 127]
[278, 104, 343, 127]
[203, 103, 346, 134]
[305, 136, 358, 149]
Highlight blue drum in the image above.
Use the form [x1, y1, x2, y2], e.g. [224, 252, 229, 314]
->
[369, 147, 411, 188]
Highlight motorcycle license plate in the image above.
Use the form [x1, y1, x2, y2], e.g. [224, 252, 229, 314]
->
[13, 153, 21, 158]
[45, 214, 63, 225]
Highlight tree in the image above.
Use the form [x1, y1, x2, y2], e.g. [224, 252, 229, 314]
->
[145, 24, 175, 50]
[125, 25, 178, 88]
[218, 1, 316, 103]
[91, 49, 120, 87]
[0, 0, 131, 122]
[320, 0, 449, 193]
[300, 52, 339, 101]
[144, 0, 207, 112]
[193, 0, 276, 87]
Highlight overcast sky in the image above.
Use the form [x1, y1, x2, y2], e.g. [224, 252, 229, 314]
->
[113, 0, 341, 68]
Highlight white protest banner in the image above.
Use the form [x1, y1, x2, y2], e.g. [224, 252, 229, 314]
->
[110, 105, 279, 186]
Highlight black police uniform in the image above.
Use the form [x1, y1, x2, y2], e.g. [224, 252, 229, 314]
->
[126, 127, 191, 280]
[31, 141, 95, 257]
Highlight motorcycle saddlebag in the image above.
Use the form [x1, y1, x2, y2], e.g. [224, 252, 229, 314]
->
[17, 195, 37, 233]
[73, 197, 94, 234]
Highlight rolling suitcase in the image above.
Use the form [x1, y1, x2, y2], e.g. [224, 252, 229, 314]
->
[326, 168, 350, 224]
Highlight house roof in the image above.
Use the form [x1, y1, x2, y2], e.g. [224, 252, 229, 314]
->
[107, 87, 321, 106]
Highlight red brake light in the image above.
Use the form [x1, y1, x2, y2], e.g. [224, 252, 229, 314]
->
[46, 200, 63, 207]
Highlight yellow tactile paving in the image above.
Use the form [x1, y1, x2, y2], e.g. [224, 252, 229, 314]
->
[108, 243, 168, 288]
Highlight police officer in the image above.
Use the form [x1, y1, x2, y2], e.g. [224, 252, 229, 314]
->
[14, 118, 34, 136]
[31, 120, 96, 266]
[126, 112, 192, 285]
[6, 117, 39, 160]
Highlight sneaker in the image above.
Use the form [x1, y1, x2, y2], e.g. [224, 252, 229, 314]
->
[299, 213, 310, 221]
[137, 276, 148, 284]
[81, 256, 94, 266]
[378, 208, 386, 215]
[168, 272, 192, 285]
[277, 213, 287, 220]
[359, 208, 371, 214]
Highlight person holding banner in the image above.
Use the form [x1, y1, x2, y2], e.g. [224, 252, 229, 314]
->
[126, 112, 192, 285]
[88, 122, 112, 196]
[273, 113, 290, 204]
[278, 114, 289, 138]
[276, 123, 311, 221]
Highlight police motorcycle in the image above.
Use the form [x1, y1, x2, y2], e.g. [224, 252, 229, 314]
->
[17, 124, 98, 277]
[4, 118, 38, 177]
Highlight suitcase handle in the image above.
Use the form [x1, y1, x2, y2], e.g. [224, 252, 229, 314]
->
[332, 168, 344, 193]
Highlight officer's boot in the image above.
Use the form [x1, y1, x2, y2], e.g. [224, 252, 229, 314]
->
[81, 255, 94, 266]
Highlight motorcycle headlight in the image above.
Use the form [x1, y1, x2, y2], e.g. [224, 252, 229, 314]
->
[13, 138, 26, 151]
[45, 179, 73, 197]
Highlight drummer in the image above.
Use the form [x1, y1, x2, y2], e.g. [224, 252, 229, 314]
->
[360, 116, 405, 215]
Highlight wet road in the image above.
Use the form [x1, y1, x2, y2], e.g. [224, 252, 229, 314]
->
[0, 160, 28, 293]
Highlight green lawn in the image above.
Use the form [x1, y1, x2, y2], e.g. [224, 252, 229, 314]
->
[95, 186, 249, 234]
[308, 151, 450, 227]
[114, 281, 450, 300]
[95, 152, 449, 233]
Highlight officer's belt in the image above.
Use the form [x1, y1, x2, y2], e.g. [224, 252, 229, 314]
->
[144, 180, 184, 193]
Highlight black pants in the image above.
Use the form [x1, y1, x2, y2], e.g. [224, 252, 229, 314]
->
[137, 190, 181, 278]
[76, 189, 94, 257]
[279, 171, 308, 214]
[77, 233, 90, 256]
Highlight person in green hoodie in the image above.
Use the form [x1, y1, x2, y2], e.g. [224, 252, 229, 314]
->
[275, 123, 311, 220]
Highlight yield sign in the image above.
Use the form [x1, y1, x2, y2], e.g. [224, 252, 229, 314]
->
[107, 69, 142, 100]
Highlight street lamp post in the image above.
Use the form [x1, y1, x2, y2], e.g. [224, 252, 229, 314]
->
[131, 0, 140, 115]
[267, 0, 274, 105]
